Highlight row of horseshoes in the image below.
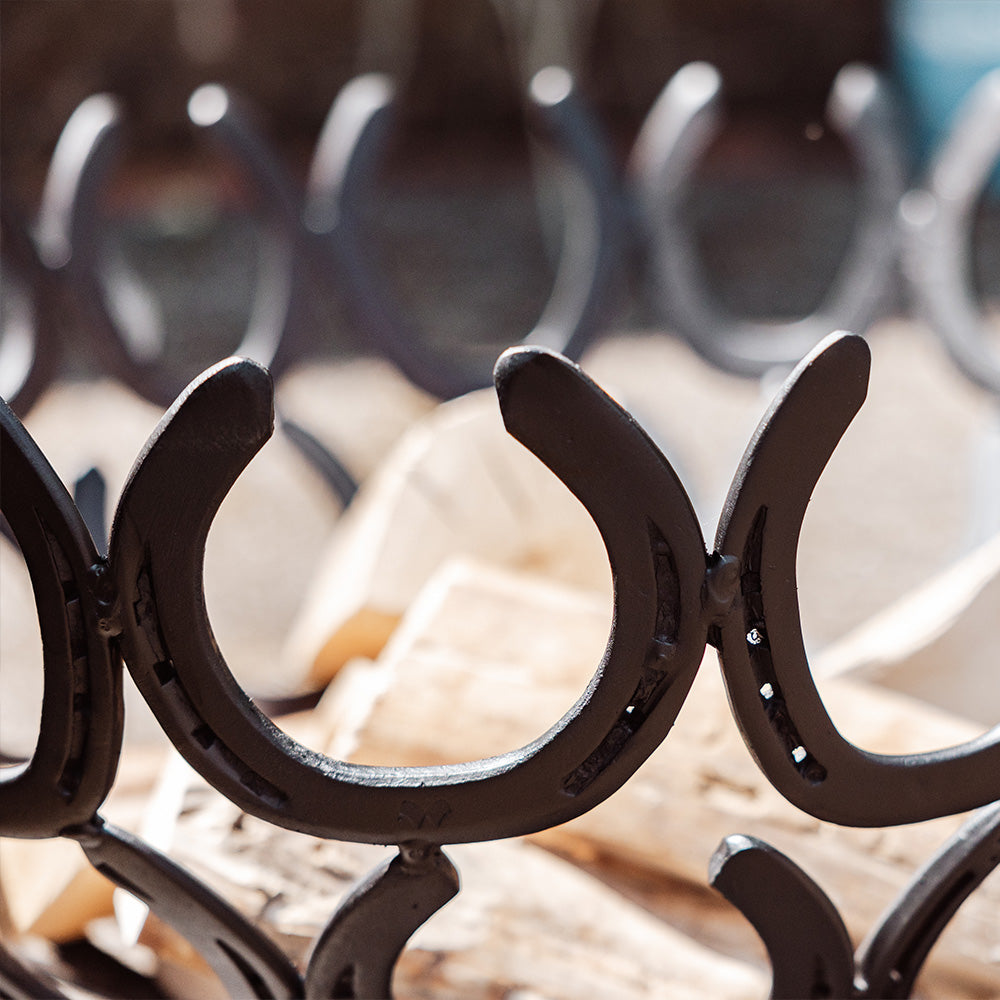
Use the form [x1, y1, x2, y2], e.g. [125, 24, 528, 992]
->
[3, 59, 1000, 421]
[3, 331, 1000, 997]
[3, 60, 1000, 1000]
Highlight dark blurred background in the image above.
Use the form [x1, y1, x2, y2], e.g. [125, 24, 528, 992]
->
[2, 0, 887, 199]
[1, 1, 996, 370]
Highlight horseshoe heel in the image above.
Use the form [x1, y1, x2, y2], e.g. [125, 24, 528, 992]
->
[631, 63, 905, 377]
[109, 350, 711, 843]
[307, 68, 622, 399]
[32, 93, 180, 408]
[305, 845, 458, 999]
[0, 399, 122, 837]
[714, 332, 1000, 825]
[187, 84, 312, 383]
[854, 800, 1000, 998]
[0, 201, 59, 417]
[712, 804, 1000, 999]
[72, 819, 302, 999]
[709, 835, 855, 999]
[901, 68, 1000, 396]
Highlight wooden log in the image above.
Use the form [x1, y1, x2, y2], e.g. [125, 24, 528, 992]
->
[280, 389, 609, 687]
[167, 792, 766, 1000]
[317, 558, 1000, 997]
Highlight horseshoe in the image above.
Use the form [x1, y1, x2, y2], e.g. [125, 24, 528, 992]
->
[304, 844, 459, 999]
[31, 92, 179, 407]
[900, 67, 1000, 397]
[70, 818, 303, 999]
[854, 799, 1000, 998]
[714, 332, 1000, 825]
[711, 801, 1000, 998]
[0, 398, 320, 998]
[0, 200, 59, 417]
[0, 396, 122, 838]
[631, 62, 906, 377]
[108, 350, 719, 844]
[305, 67, 623, 399]
[709, 834, 855, 999]
[13, 88, 356, 506]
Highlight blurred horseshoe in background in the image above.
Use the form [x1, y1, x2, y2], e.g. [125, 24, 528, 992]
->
[631, 62, 907, 378]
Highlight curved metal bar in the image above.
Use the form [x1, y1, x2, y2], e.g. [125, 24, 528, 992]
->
[900, 68, 1000, 397]
[0, 398, 122, 838]
[855, 800, 1000, 998]
[70, 819, 303, 999]
[305, 845, 458, 999]
[714, 332, 1000, 825]
[631, 62, 906, 377]
[0, 938, 73, 1000]
[33, 93, 178, 408]
[0, 201, 59, 417]
[187, 84, 313, 385]
[708, 834, 855, 999]
[306, 68, 623, 399]
[108, 350, 717, 843]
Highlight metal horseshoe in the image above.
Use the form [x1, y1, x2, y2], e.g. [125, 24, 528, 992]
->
[900, 67, 1000, 397]
[11, 88, 356, 507]
[0, 397, 308, 999]
[0, 397, 122, 838]
[713, 333, 1000, 825]
[305, 67, 623, 399]
[31, 92, 176, 408]
[0, 200, 60, 417]
[710, 800, 1000, 998]
[108, 348, 720, 844]
[33, 86, 311, 410]
[630, 62, 906, 377]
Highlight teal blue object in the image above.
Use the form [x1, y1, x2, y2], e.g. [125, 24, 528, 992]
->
[891, 0, 1000, 186]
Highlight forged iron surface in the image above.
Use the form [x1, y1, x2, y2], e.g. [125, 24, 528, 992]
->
[3, 334, 999, 998]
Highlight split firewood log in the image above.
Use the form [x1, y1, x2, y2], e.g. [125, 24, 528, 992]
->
[280, 388, 610, 688]
[314, 558, 1000, 997]
[165, 789, 766, 1000]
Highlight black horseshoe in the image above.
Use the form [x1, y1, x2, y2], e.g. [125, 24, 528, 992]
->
[1, 398, 325, 999]
[31, 92, 180, 408]
[36, 87, 309, 410]
[306, 68, 623, 399]
[854, 800, 1000, 998]
[900, 67, 1000, 397]
[0, 397, 122, 838]
[631, 62, 905, 377]
[711, 802, 1000, 999]
[714, 332, 1000, 825]
[0, 200, 60, 417]
[709, 835, 855, 999]
[304, 845, 458, 999]
[70, 819, 303, 999]
[108, 349, 717, 844]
